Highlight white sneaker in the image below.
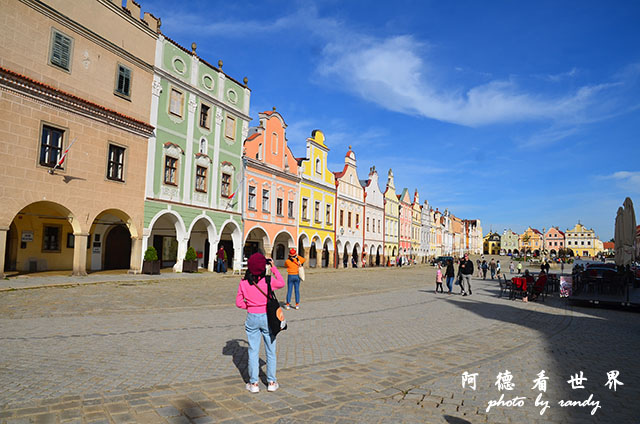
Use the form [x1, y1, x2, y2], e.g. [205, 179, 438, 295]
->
[267, 382, 279, 392]
[246, 382, 259, 393]
[294, 304, 300, 310]
[284, 304, 290, 310]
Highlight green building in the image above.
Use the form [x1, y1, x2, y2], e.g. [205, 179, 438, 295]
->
[142, 36, 251, 272]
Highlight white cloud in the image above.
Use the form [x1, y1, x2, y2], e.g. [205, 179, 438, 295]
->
[603, 171, 640, 193]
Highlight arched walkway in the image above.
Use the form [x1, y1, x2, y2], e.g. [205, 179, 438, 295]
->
[145, 210, 186, 271]
[272, 230, 294, 267]
[244, 226, 270, 258]
[188, 216, 216, 271]
[219, 220, 242, 271]
[90, 209, 139, 272]
[4, 201, 83, 275]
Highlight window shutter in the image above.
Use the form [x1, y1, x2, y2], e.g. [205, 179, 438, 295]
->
[52, 32, 71, 70]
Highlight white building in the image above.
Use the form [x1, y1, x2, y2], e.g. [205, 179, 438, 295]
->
[362, 166, 384, 266]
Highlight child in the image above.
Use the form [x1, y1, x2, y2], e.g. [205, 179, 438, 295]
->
[435, 264, 444, 293]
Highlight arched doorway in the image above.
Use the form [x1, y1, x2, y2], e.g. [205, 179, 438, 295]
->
[343, 243, 350, 268]
[376, 245, 381, 266]
[309, 243, 317, 268]
[352, 244, 360, 268]
[322, 240, 330, 268]
[219, 220, 241, 271]
[244, 226, 269, 258]
[6, 201, 80, 273]
[104, 225, 131, 270]
[189, 217, 215, 270]
[272, 231, 294, 267]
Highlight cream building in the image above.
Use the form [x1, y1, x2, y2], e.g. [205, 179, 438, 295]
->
[362, 166, 384, 266]
[334, 147, 364, 268]
[0, 0, 158, 277]
[565, 222, 599, 257]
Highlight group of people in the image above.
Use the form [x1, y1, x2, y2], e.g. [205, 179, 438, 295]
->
[435, 253, 475, 295]
[234, 248, 305, 393]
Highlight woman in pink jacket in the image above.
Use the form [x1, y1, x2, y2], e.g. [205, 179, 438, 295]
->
[236, 252, 285, 393]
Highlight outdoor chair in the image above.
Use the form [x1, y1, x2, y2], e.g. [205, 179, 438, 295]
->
[498, 274, 512, 298]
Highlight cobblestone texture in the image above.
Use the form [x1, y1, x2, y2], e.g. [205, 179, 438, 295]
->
[1, 264, 638, 423]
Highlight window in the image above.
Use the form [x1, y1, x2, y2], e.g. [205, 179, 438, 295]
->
[42, 225, 61, 252]
[106, 144, 125, 182]
[271, 132, 278, 155]
[256, 143, 263, 160]
[356, 214, 359, 229]
[288, 200, 294, 218]
[367, 217, 370, 232]
[315, 158, 321, 174]
[225, 115, 236, 140]
[195, 165, 207, 192]
[199, 104, 211, 129]
[115, 64, 132, 98]
[199, 138, 207, 154]
[40, 125, 64, 168]
[169, 88, 183, 117]
[378, 220, 381, 233]
[49, 28, 73, 71]
[314, 201, 321, 222]
[348, 212, 352, 228]
[302, 198, 308, 220]
[164, 156, 178, 185]
[326, 204, 331, 224]
[248, 186, 256, 210]
[221, 173, 231, 197]
[262, 189, 270, 212]
[340, 210, 344, 226]
[277, 198, 283, 216]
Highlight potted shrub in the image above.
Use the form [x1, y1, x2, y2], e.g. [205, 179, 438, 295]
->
[142, 246, 160, 275]
[182, 246, 198, 273]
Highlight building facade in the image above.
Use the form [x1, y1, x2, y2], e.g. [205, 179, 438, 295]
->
[501, 229, 519, 254]
[397, 188, 412, 261]
[451, 215, 464, 257]
[544, 227, 565, 257]
[565, 222, 598, 257]
[411, 190, 422, 262]
[142, 34, 250, 272]
[242, 109, 299, 267]
[362, 166, 384, 266]
[334, 147, 365, 268]
[483, 232, 501, 255]
[519, 227, 543, 256]
[1, 0, 157, 277]
[297, 130, 335, 268]
[383, 169, 399, 265]
[421, 201, 435, 261]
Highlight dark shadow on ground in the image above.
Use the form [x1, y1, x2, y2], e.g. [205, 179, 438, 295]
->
[444, 294, 640, 424]
[222, 339, 266, 384]
[443, 415, 471, 424]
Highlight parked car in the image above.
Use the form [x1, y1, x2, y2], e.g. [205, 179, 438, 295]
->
[434, 256, 454, 266]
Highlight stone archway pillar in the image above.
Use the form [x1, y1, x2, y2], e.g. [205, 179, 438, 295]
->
[0, 227, 7, 279]
[72, 233, 89, 276]
[174, 237, 189, 272]
[129, 237, 143, 274]
[327, 249, 334, 268]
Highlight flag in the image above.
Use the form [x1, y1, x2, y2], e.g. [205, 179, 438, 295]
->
[228, 191, 235, 200]
[50, 137, 76, 173]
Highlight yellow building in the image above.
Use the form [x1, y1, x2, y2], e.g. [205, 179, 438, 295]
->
[297, 130, 335, 267]
[518, 227, 543, 256]
[483, 232, 501, 255]
[383, 169, 399, 265]
[566, 222, 598, 257]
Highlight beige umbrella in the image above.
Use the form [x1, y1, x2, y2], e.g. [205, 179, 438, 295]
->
[622, 197, 637, 265]
[615, 207, 624, 266]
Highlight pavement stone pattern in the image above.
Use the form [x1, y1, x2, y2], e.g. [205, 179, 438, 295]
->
[1, 262, 638, 423]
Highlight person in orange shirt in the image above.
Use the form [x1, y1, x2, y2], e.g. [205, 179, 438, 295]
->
[284, 248, 305, 310]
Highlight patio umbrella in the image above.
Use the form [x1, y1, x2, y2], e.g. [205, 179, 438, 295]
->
[615, 207, 624, 266]
[622, 197, 637, 265]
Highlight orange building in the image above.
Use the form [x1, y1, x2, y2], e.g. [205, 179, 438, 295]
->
[242, 108, 299, 266]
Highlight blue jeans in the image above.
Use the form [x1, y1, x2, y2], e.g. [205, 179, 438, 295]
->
[446, 276, 454, 293]
[245, 313, 276, 384]
[286, 274, 300, 304]
[216, 258, 223, 273]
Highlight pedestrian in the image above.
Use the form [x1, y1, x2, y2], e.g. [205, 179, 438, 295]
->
[435, 263, 444, 293]
[481, 260, 488, 279]
[544, 261, 550, 274]
[222, 249, 228, 273]
[509, 261, 515, 274]
[235, 252, 285, 393]
[445, 259, 455, 294]
[517, 262, 522, 274]
[284, 248, 305, 310]
[489, 258, 497, 279]
[476, 259, 482, 278]
[343, 254, 348, 268]
[496, 260, 501, 276]
[561, 261, 565, 274]
[216, 246, 225, 273]
[351, 255, 358, 268]
[460, 253, 474, 296]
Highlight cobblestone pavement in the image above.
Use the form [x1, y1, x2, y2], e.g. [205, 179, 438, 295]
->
[1, 265, 638, 423]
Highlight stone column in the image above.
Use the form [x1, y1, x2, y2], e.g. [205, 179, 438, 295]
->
[72, 233, 89, 276]
[263, 243, 272, 257]
[0, 227, 7, 279]
[129, 237, 143, 274]
[327, 250, 334, 268]
[173, 237, 189, 272]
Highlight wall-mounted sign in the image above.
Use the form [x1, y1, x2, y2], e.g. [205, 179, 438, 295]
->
[21, 231, 34, 242]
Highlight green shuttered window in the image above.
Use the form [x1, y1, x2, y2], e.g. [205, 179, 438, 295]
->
[50, 29, 73, 71]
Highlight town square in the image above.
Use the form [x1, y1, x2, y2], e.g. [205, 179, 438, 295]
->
[1, 0, 640, 423]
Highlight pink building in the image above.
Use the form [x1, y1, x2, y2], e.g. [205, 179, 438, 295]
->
[545, 227, 565, 255]
[398, 189, 412, 260]
[243, 109, 299, 266]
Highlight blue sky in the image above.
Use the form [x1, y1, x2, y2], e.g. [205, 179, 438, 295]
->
[144, 0, 640, 240]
